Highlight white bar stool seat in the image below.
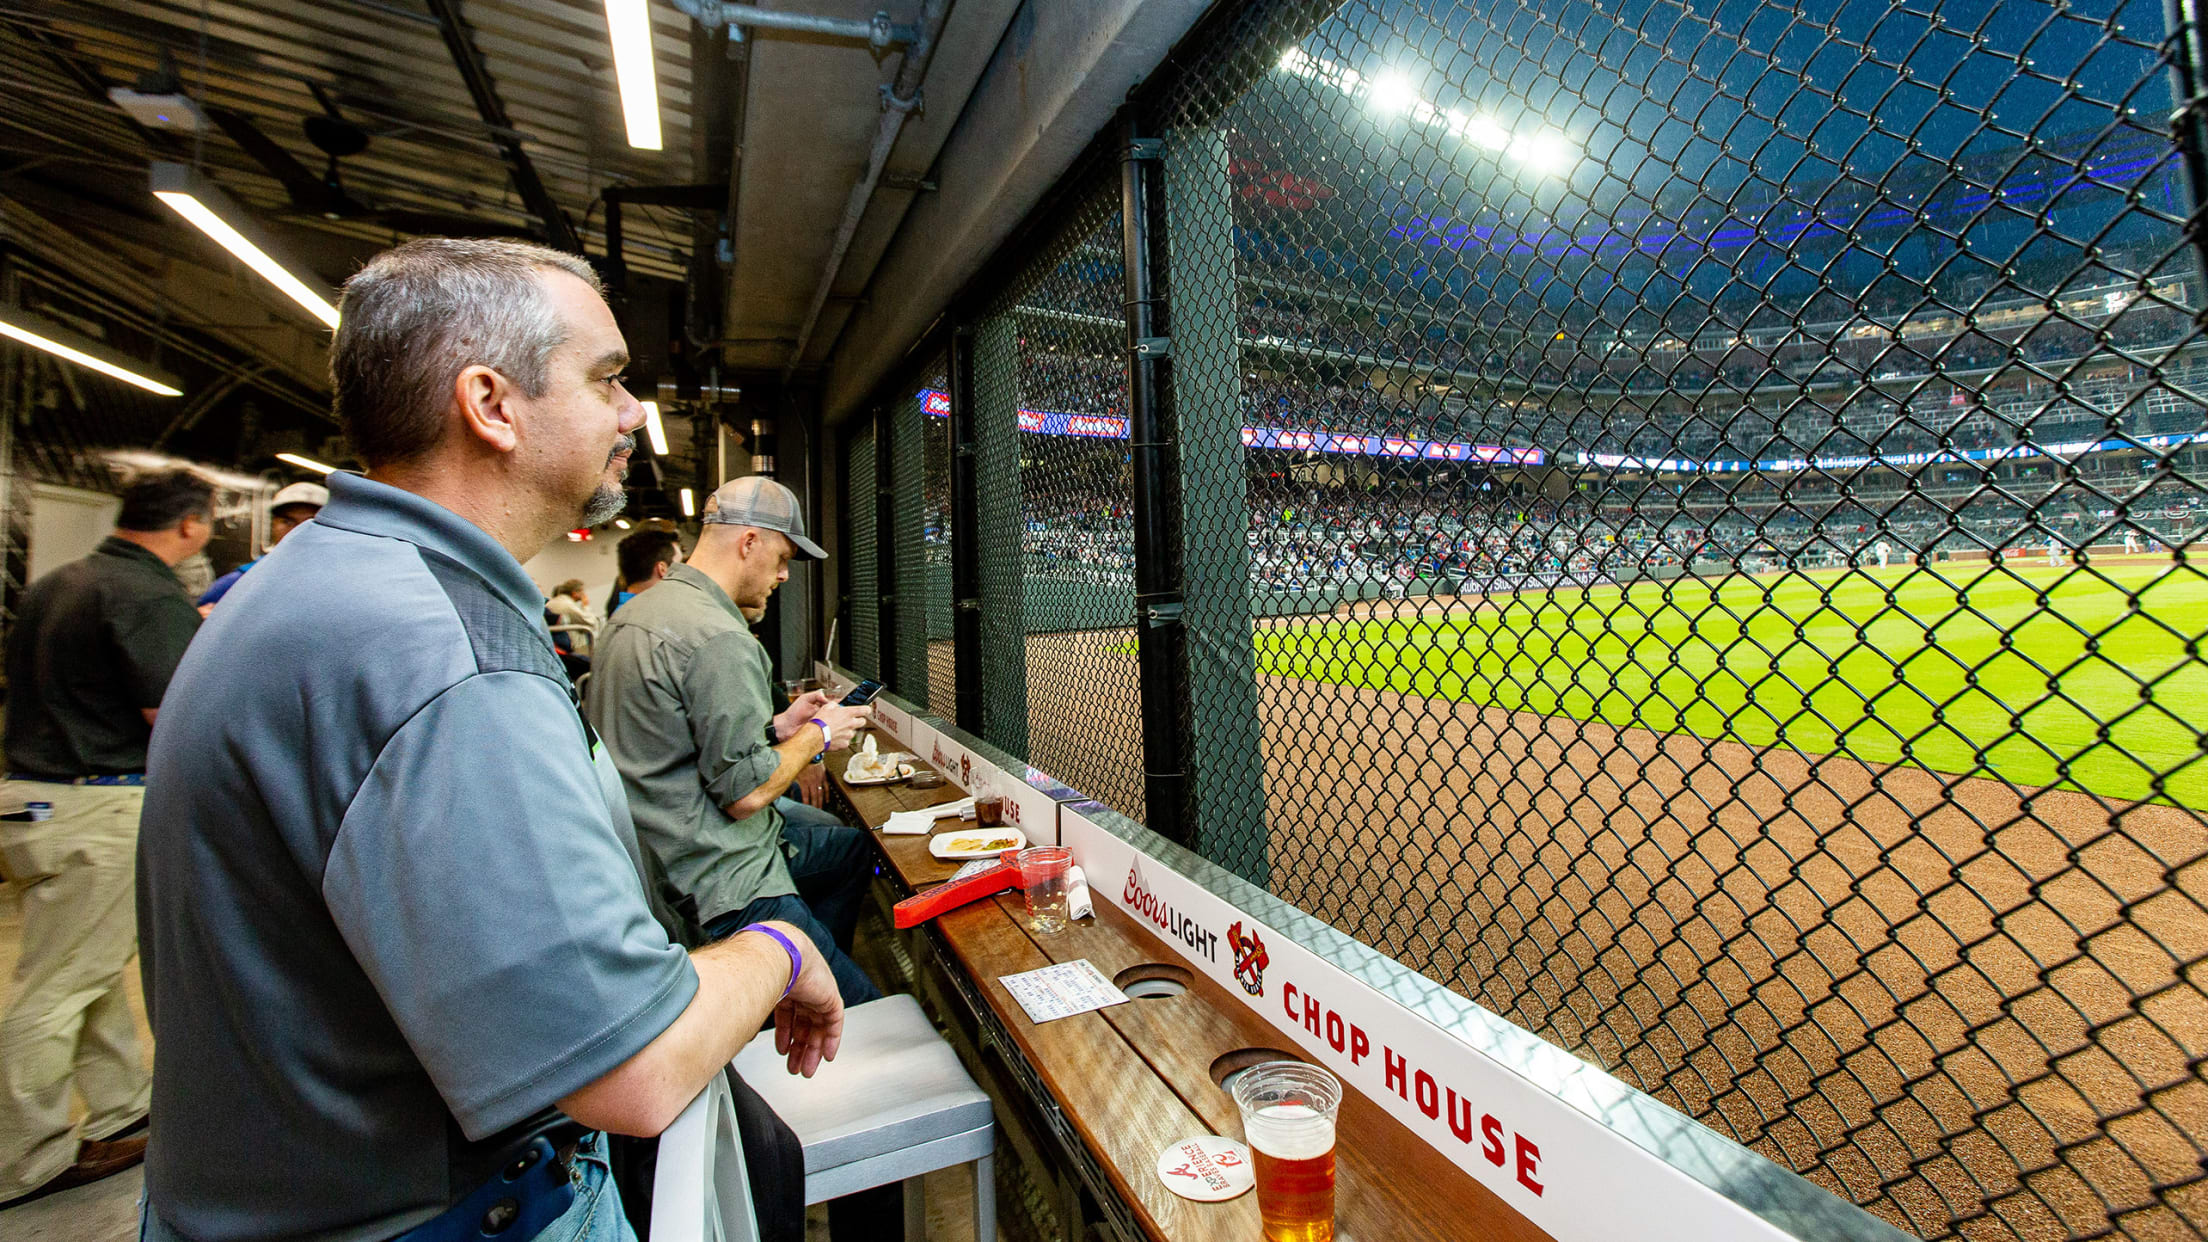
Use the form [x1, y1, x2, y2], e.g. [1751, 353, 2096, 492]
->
[733, 993, 995, 1240]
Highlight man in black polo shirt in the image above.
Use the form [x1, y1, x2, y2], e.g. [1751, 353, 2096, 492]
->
[0, 467, 209, 1205]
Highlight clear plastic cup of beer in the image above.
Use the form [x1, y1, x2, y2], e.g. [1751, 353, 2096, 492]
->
[1231, 1061, 1341, 1242]
[1015, 845, 1072, 934]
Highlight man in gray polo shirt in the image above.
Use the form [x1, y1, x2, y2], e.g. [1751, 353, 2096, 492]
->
[137, 238, 843, 1242]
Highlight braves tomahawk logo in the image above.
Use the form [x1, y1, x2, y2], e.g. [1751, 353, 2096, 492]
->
[1226, 921, 1268, 997]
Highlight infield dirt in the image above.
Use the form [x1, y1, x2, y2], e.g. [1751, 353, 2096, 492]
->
[980, 621, 2208, 1242]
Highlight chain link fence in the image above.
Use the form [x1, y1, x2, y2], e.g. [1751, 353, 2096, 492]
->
[838, 0, 2208, 1236]
[967, 185, 1151, 821]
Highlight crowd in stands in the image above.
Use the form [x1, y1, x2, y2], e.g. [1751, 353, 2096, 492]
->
[963, 235, 2208, 598]
[958, 451, 2208, 598]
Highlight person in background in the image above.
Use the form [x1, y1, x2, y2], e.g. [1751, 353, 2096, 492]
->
[0, 467, 211, 1206]
[197, 481, 327, 609]
[613, 519, 680, 609]
[547, 578, 595, 631]
[545, 578, 597, 678]
[611, 527, 682, 615]
[136, 237, 840, 1242]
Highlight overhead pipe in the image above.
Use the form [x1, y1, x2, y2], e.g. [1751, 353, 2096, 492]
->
[779, 0, 953, 380]
[668, 1, 920, 54]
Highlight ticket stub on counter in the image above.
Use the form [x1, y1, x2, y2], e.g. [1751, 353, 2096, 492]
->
[998, 959, 1128, 1024]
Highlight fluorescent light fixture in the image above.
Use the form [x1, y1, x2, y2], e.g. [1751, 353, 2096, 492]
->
[151, 163, 339, 328]
[641, 399, 669, 454]
[605, 0, 662, 149]
[679, 487, 695, 517]
[0, 308, 181, 396]
[276, 452, 336, 474]
[615, 518, 632, 530]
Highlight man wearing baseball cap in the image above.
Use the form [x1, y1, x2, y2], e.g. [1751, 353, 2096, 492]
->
[195, 480, 327, 608]
[588, 475, 884, 1008]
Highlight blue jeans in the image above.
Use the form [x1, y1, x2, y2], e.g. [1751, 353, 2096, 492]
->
[705, 813, 882, 1006]
[139, 1133, 632, 1242]
[535, 1133, 633, 1242]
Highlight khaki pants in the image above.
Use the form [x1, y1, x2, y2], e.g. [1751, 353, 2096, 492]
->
[0, 784, 150, 1198]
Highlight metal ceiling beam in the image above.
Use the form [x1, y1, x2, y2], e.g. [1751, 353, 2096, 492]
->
[421, 0, 583, 254]
[781, 0, 953, 380]
[821, 0, 1215, 423]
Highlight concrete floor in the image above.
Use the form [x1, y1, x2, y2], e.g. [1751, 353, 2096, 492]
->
[0, 883, 999, 1242]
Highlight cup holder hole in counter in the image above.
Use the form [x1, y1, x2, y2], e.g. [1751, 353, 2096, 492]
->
[1209, 1047, 1310, 1091]
[1113, 963, 1192, 999]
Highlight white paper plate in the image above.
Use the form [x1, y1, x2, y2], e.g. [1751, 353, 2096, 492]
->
[842, 753, 917, 785]
[929, 827, 1027, 860]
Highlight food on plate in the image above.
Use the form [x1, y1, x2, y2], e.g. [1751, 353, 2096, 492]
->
[844, 734, 916, 781]
[941, 835, 1020, 853]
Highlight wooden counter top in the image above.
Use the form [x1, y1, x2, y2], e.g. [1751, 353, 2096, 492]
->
[827, 732, 1550, 1242]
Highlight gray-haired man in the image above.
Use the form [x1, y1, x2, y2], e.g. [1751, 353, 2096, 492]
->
[137, 238, 839, 1242]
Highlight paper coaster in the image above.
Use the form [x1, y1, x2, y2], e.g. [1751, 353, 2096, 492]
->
[1156, 1135, 1254, 1201]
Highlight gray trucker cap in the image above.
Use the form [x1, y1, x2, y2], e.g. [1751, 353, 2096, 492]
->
[701, 474, 827, 560]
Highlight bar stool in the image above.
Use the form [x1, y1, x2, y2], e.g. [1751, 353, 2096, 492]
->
[733, 993, 996, 1242]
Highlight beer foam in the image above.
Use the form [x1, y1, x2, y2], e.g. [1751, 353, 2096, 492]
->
[1244, 1103, 1335, 1161]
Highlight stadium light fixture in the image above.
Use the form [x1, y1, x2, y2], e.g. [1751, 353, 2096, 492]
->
[1281, 51, 1575, 177]
[679, 487, 695, 517]
[1509, 129, 1576, 178]
[276, 452, 336, 474]
[1449, 109, 1512, 151]
[152, 163, 339, 328]
[1367, 70, 1421, 117]
[603, 0, 662, 150]
[0, 307, 181, 396]
[641, 399, 669, 454]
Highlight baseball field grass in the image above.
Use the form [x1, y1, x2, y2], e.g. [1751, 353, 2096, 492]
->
[1256, 559, 2208, 808]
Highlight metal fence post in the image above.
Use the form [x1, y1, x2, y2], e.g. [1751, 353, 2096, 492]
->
[1121, 112, 1192, 845]
[888, 389, 929, 701]
[872, 406, 899, 690]
[1162, 121, 1269, 885]
[970, 312, 1030, 755]
[840, 424, 877, 675]
[947, 324, 986, 734]
[2168, 0, 2208, 297]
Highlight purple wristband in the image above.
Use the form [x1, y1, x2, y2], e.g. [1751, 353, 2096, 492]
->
[741, 923, 802, 999]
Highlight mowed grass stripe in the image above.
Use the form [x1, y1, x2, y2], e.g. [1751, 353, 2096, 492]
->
[1258, 562, 2208, 808]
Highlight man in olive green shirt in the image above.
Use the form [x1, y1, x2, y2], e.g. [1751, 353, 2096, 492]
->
[589, 477, 880, 1003]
